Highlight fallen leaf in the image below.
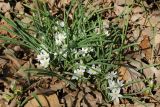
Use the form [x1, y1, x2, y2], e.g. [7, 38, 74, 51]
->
[64, 94, 74, 107]
[15, 60, 33, 77]
[114, 4, 124, 16]
[25, 94, 61, 107]
[4, 49, 21, 69]
[75, 91, 84, 107]
[143, 66, 160, 83]
[116, 0, 134, 6]
[4, 12, 11, 19]
[0, 19, 12, 35]
[154, 33, 160, 45]
[132, 26, 142, 42]
[0, 3, 11, 13]
[50, 80, 67, 91]
[85, 94, 98, 107]
[14, 2, 24, 14]
[131, 13, 142, 22]
[146, 14, 160, 27]
[132, 6, 144, 14]
[0, 58, 7, 68]
[93, 91, 103, 104]
[0, 100, 6, 107]
[141, 27, 152, 38]
[134, 102, 155, 107]
[139, 35, 152, 61]
[119, 65, 145, 92]
[136, 15, 146, 25]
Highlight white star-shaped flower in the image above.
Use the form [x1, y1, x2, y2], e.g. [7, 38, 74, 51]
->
[36, 49, 50, 68]
[106, 71, 117, 80]
[108, 88, 122, 102]
[55, 32, 66, 46]
[72, 68, 85, 80]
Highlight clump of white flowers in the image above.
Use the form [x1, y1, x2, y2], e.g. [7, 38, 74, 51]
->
[53, 21, 68, 58]
[72, 47, 94, 59]
[55, 31, 66, 46]
[71, 60, 100, 80]
[78, 47, 93, 57]
[106, 71, 124, 104]
[72, 61, 86, 80]
[36, 49, 50, 68]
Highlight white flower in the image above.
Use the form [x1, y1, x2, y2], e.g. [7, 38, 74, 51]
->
[60, 44, 68, 57]
[108, 88, 122, 102]
[72, 61, 86, 80]
[56, 21, 65, 27]
[117, 79, 124, 87]
[108, 79, 124, 89]
[78, 47, 93, 56]
[106, 71, 117, 80]
[104, 30, 110, 37]
[72, 68, 85, 80]
[39, 58, 50, 68]
[88, 65, 100, 75]
[54, 44, 68, 58]
[55, 32, 66, 46]
[59, 21, 64, 27]
[108, 80, 116, 89]
[36, 49, 50, 68]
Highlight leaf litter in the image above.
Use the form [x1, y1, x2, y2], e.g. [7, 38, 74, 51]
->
[0, 0, 160, 107]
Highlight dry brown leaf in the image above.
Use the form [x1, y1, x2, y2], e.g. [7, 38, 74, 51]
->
[15, 60, 33, 77]
[93, 91, 103, 104]
[85, 94, 98, 107]
[136, 15, 146, 25]
[154, 32, 160, 45]
[25, 94, 61, 107]
[139, 35, 152, 61]
[143, 66, 160, 83]
[114, 4, 124, 16]
[14, 2, 24, 14]
[64, 94, 75, 107]
[4, 12, 11, 19]
[132, 26, 142, 42]
[60, 0, 71, 6]
[50, 80, 66, 91]
[131, 13, 142, 22]
[75, 91, 84, 107]
[134, 102, 155, 107]
[0, 102, 6, 107]
[146, 14, 160, 27]
[0, 3, 11, 13]
[115, 0, 134, 6]
[81, 100, 88, 107]
[0, 58, 7, 68]
[141, 27, 152, 38]
[4, 49, 21, 68]
[153, 89, 160, 102]
[0, 19, 13, 35]
[9, 97, 17, 107]
[119, 66, 145, 92]
[132, 6, 144, 14]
